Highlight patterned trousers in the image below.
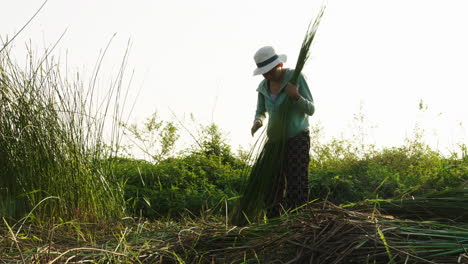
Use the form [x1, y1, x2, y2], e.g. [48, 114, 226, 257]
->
[268, 130, 310, 216]
[284, 130, 310, 208]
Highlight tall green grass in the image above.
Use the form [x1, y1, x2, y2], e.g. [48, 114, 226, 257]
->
[0, 42, 127, 220]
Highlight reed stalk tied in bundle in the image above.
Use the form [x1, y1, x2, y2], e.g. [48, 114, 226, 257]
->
[346, 186, 468, 222]
[232, 6, 326, 225]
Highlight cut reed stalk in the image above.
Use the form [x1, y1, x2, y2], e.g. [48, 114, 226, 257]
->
[345, 186, 468, 222]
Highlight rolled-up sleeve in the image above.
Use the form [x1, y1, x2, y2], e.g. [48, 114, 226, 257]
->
[294, 74, 315, 116]
[254, 92, 267, 124]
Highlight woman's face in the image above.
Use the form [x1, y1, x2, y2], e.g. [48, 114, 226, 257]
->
[262, 64, 283, 82]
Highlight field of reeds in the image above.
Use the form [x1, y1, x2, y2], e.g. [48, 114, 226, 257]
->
[0, 41, 129, 221]
[1, 37, 468, 263]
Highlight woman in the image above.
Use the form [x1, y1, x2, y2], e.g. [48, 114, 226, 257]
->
[251, 46, 315, 214]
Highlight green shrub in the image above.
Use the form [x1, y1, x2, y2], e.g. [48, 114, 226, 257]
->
[114, 154, 244, 218]
[309, 132, 467, 205]
[116, 119, 468, 216]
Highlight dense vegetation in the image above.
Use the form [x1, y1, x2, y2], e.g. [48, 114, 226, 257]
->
[1, 43, 467, 263]
[0, 46, 128, 221]
[113, 120, 467, 219]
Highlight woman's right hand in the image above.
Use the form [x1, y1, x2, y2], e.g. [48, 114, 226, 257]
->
[251, 120, 262, 136]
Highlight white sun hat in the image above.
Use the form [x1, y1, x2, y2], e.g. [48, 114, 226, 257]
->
[253, 46, 287, 76]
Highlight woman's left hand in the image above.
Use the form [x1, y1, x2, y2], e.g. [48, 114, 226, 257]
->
[285, 82, 300, 100]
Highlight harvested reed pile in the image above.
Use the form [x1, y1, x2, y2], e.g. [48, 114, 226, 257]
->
[346, 186, 468, 222]
[4, 201, 465, 263]
[169, 203, 467, 263]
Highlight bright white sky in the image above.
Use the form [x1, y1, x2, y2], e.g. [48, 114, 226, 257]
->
[2, 0, 467, 156]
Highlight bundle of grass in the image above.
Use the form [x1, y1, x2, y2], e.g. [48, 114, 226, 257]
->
[346, 185, 468, 222]
[381, 220, 468, 263]
[0, 41, 127, 221]
[231, 6, 326, 225]
[160, 204, 468, 263]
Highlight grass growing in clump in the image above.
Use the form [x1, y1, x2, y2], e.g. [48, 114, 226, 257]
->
[0, 41, 127, 221]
